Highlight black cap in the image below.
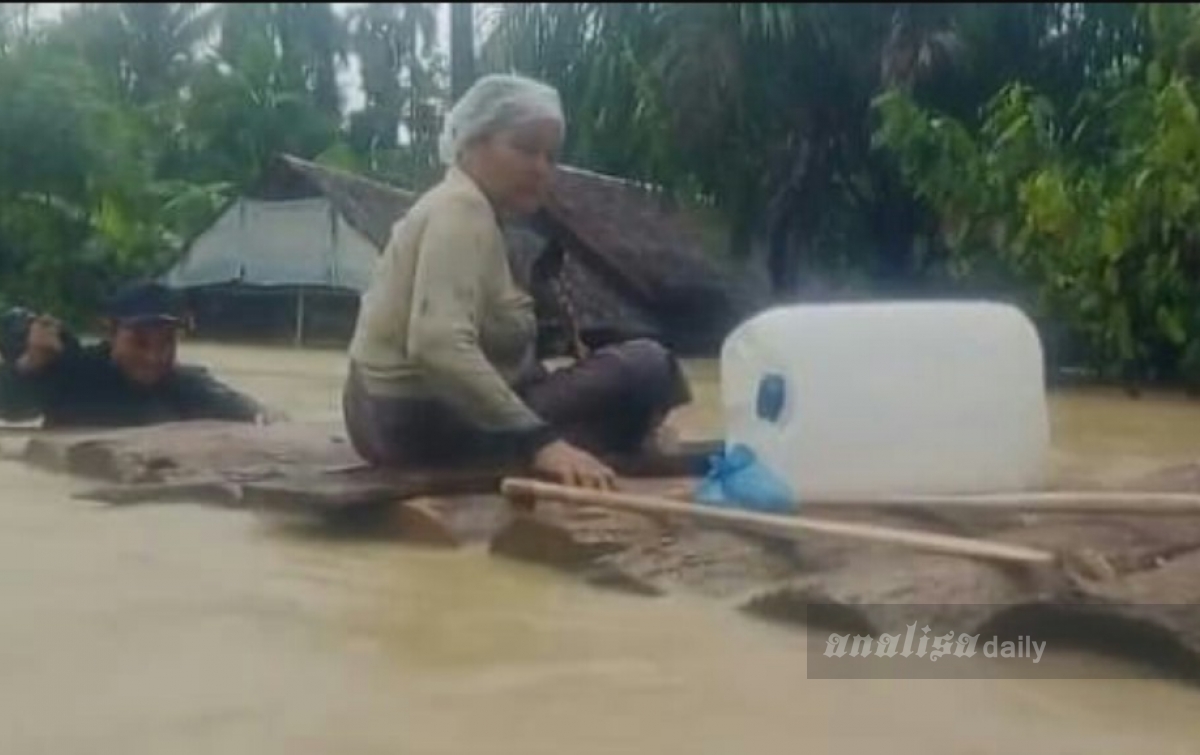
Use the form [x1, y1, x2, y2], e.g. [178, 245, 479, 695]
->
[104, 282, 183, 326]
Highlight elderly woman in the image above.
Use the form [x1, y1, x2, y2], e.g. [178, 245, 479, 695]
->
[343, 74, 691, 490]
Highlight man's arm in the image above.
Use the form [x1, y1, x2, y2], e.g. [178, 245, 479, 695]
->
[0, 361, 50, 422]
[0, 315, 71, 422]
[172, 366, 268, 423]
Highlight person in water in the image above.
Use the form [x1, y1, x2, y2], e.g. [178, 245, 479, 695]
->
[343, 73, 692, 489]
[0, 281, 274, 429]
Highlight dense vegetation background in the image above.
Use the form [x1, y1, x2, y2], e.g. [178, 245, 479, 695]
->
[2, 3, 1198, 387]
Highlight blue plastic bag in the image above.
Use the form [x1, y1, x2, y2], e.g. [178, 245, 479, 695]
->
[694, 443, 797, 514]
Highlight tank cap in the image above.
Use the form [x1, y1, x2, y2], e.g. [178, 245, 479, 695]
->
[756, 373, 786, 423]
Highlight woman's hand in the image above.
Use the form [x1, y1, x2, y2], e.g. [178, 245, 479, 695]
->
[532, 439, 616, 490]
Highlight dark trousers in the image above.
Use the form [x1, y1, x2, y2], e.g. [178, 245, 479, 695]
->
[343, 338, 692, 468]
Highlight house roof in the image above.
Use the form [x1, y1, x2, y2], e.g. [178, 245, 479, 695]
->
[164, 155, 419, 292]
[170, 154, 757, 352]
[537, 166, 757, 353]
[252, 154, 418, 249]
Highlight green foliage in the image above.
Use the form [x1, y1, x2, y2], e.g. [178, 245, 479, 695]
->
[6, 0, 1200, 389]
[46, 3, 217, 106]
[181, 58, 339, 186]
[0, 44, 162, 323]
[0, 2, 440, 328]
[874, 6, 1200, 385]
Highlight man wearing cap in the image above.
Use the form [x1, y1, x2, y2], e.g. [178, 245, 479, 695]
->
[0, 282, 273, 429]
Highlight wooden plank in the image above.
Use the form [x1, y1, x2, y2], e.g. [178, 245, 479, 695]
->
[298, 493, 516, 549]
[19, 420, 360, 484]
[741, 548, 1063, 635]
[491, 498, 799, 599]
[243, 467, 509, 513]
[742, 544, 1200, 679]
[501, 479, 1059, 568]
[73, 478, 243, 507]
[386, 495, 513, 547]
[243, 441, 721, 515]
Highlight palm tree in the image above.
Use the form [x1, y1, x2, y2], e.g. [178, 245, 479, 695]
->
[117, 3, 219, 104]
[273, 2, 348, 117]
[450, 2, 475, 99]
[51, 3, 218, 105]
[348, 3, 439, 174]
[481, 3, 667, 178]
[0, 4, 39, 53]
[402, 4, 1159, 294]
[0, 6, 14, 55]
[216, 3, 347, 119]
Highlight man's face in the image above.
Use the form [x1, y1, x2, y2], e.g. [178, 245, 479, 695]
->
[109, 321, 178, 387]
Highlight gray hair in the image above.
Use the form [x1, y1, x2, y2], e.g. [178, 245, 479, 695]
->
[438, 73, 565, 165]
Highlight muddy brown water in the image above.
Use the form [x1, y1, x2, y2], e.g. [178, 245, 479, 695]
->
[3, 344, 1200, 754]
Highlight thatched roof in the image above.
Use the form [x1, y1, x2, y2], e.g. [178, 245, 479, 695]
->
[233, 155, 755, 354]
[251, 155, 418, 249]
[536, 166, 756, 354]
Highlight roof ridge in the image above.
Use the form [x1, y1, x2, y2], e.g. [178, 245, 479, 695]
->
[278, 153, 419, 201]
[556, 164, 663, 195]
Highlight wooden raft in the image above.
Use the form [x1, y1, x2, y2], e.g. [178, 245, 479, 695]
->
[13, 419, 1200, 674]
[12, 420, 716, 546]
[490, 465, 1200, 678]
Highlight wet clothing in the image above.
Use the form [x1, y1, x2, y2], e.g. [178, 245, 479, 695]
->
[348, 165, 545, 439]
[344, 165, 691, 468]
[0, 342, 262, 429]
[344, 338, 691, 468]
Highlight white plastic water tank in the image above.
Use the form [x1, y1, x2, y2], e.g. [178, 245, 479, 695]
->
[719, 301, 1050, 501]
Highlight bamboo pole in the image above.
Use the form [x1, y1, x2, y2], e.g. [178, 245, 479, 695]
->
[294, 288, 306, 348]
[647, 483, 1200, 516]
[797, 489, 1200, 516]
[500, 478, 1058, 567]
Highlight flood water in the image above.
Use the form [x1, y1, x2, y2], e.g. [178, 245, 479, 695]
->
[4, 343, 1200, 754]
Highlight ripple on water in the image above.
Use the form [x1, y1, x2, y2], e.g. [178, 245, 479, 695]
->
[4, 348, 1200, 753]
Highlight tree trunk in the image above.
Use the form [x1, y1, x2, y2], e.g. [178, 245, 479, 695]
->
[450, 3, 475, 100]
[868, 166, 920, 291]
[765, 140, 817, 298]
